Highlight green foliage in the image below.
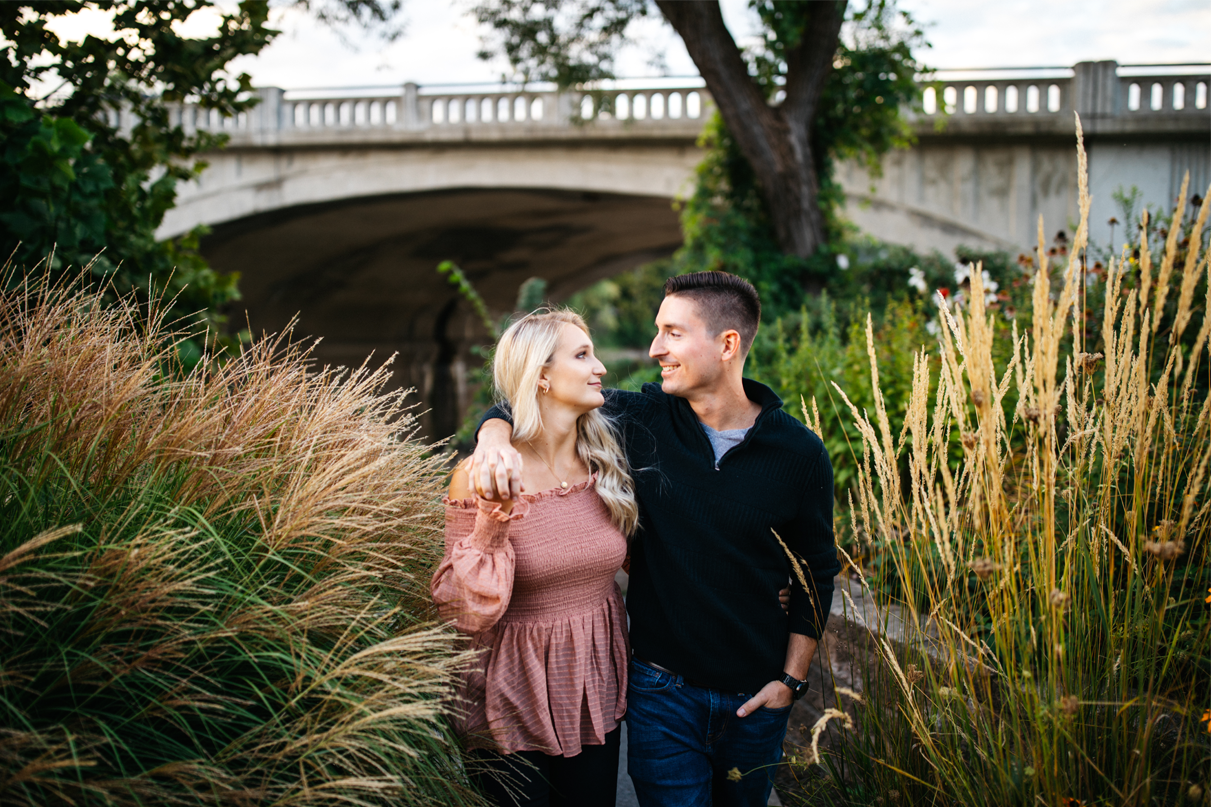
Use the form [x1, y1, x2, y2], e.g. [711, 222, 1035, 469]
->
[439, 260, 498, 337]
[0, 84, 111, 270]
[0, 1, 280, 362]
[753, 296, 934, 496]
[746, 0, 930, 187]
[0, 278, 482, 806]
[471, 0, 650, 85]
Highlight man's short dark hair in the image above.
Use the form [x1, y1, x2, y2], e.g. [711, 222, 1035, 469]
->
[663, 271, 761, 356]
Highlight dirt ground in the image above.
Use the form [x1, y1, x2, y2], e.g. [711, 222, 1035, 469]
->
[775, 576, 878, 805]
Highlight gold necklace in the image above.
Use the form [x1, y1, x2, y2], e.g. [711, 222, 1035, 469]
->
[525, 446, 570, 489]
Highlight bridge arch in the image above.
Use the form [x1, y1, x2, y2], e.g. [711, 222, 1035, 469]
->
[199, 184, 684, 439]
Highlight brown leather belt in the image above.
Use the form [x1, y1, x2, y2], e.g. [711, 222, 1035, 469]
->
[632, 655, 712, 689]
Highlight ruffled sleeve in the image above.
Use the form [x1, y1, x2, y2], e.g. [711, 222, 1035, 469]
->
[431, 497, 530, 635]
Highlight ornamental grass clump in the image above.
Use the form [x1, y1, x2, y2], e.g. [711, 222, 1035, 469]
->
[812, 119, 1211, 805]
[0, 276, 482, 805]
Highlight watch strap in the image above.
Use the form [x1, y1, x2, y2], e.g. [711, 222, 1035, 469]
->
[779, 672, 808, 700]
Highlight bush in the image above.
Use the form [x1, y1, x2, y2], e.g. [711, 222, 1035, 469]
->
[0, 276, 482, 805]
[804, 129, 1211, 805]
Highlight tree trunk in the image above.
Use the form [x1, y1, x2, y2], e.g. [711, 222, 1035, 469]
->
[654, 0, 846, 260]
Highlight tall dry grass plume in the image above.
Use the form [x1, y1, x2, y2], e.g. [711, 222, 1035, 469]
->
[0, 277, 483, 804]
[811, 118, 1211, 804]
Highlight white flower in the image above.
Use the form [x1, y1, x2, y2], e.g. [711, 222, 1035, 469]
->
[907, 267, 927, 294]
[954, 262, 998, 303]
[836, 254, 850, 271]
[925, 319, 940, 336]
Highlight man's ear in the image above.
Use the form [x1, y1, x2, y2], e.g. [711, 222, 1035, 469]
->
[720, 329, 743, 362]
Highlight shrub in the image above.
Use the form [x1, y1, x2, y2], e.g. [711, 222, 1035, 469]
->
[805, 124, 1211, 805]
[0, 276, 482, 805]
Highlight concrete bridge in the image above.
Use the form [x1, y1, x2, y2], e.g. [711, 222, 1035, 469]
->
[158, 62, 1209, 439]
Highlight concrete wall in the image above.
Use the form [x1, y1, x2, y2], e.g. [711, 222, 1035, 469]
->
[837, 137, 1211, 258]
[161, 142, 703, 240]
[837, 140, 1079, 258]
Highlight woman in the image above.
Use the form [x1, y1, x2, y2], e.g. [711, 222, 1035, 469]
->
[431, 309, 637, 807]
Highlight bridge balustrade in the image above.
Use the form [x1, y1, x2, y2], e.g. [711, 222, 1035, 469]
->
[921, 72, 1072, 118]
[1123, 74, 1209, 113]
[917, 65, 1209, 123]
[162, 79, 711, 140]
[154, 62, 1205, 144]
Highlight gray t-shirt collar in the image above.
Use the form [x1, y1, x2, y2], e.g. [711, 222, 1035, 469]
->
[700, 421, 750, 464]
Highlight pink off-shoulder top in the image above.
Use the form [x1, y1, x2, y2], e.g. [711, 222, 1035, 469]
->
[431, 475, 629, 757]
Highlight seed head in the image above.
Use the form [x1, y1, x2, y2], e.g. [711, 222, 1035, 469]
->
[726, 767, 742, 782]
[971, 389, 987, 407]
[1143, 539, 1186, 561]
[969, 557, 1001, 580]
[1077, 352, 1104, 371]
[1058, 695, 1079, 716]
[961, 431, 978, 450]
[1049, 588, 1070, 610]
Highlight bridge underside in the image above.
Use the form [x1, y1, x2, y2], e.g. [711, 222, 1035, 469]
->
[202, 187, 681, 440]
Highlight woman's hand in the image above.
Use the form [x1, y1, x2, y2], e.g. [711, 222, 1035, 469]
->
[467, 419, 525, 501]
[450, 461, 513, 514]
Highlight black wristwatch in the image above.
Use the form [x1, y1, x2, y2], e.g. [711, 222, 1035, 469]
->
[778, 672, 808, 700]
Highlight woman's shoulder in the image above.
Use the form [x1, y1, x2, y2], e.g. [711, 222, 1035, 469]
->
[448, 459, 473, 500]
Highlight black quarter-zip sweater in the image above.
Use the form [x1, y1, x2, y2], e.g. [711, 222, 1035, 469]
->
[482, 379, 839, 694]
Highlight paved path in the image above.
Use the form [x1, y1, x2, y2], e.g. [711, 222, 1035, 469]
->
[616, 722, 640, 807]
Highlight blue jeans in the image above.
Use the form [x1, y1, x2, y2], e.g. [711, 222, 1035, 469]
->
[626, 658, 791, 807]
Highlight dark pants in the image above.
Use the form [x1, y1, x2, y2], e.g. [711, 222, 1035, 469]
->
[626, 658, 791, 807]
[470, 726, 621, 807]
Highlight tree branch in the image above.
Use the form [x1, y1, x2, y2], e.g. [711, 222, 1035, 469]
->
[653, 0, 783, 181]
[782, 1, 846, 128]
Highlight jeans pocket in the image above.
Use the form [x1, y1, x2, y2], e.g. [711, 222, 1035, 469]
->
[754, 702, 793, 716]
[628, 659, 674, 693]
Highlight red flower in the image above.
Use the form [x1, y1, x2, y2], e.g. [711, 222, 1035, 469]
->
[938, 287, 950, 298]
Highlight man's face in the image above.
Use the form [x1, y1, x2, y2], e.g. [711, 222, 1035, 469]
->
[649, 294, 727, 399]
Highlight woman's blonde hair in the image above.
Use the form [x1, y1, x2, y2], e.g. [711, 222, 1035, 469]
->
[493, 309, 639, 536]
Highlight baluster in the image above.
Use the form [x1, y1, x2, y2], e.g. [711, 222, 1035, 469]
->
[1004, 85, 1019, 113]
[686, 91, 700, 119]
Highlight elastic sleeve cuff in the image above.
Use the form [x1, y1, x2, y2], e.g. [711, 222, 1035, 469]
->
[477, 498, 528, 522]
[467, 498, 529, 549]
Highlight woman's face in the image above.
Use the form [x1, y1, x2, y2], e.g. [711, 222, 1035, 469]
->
[541, 322, 607, 414]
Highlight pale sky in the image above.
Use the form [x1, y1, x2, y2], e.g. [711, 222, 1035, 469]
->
[221, 0, 1210, 90]
[38, 1, 1209, 90]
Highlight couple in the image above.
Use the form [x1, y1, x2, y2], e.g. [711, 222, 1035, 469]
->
[431, 271, 839, 807]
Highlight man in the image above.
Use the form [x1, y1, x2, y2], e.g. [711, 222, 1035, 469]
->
[470, 271, 838, 806]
